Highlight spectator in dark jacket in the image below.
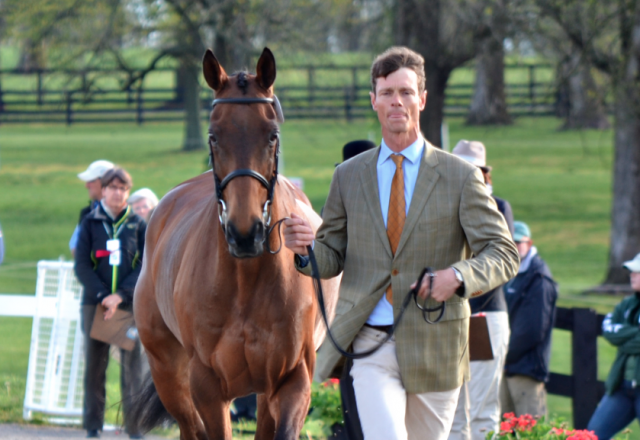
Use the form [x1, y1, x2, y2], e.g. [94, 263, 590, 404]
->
[500, 221, 557, 418]
[74, 167, 145, 439]
[587, 253, 640, 440]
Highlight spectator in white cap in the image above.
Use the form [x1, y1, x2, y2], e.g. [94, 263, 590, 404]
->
[69, 160, 115, 256]
[449, 140, 515, 440]
[127, 188, 159, 222]
[587, 252, 640, 440]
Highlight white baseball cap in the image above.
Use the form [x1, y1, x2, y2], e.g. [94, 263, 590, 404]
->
[127, 188, 159, 207]
[77, 160, 115, 182]
[623, 253, 640, 273]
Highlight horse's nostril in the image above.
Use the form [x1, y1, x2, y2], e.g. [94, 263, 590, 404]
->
[253, 222, 265, 244]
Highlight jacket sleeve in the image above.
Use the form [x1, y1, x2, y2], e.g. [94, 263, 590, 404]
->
[451, 168, 520, 298]
[74, 219, 109, 301]
[501, 199, 515, 238]
[116, 222, 146, 304]
[602, 302, 640, 347]
[296, 167, 347, 279]
[505, 274, 557, 363]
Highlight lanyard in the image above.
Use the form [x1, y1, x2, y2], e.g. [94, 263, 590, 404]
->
[101, 206, 131, 293]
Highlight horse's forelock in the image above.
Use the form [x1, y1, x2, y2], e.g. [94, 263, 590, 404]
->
[235, 72, 250, 94]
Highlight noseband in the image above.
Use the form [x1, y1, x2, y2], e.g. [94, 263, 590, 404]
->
[208, 96, 284, 238]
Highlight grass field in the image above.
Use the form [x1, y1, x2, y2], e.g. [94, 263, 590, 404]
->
[0, 116, 633, 438]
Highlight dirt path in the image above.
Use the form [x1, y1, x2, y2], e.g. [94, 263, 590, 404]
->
[0, 424, 172, 439]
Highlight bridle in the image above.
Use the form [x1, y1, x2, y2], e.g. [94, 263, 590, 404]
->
[207, 96, 285, 242]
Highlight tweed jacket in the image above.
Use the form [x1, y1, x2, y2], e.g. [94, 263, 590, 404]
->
[298, 141, 519, 393]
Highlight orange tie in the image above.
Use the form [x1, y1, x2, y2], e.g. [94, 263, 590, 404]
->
[386, 154, 405, 303]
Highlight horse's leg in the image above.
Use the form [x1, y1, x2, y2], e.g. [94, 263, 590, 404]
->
[268, 360, 313, 440]
[137, 293, 207, 440]
[190, 356, 232, 440]
[254, 394, 276, 440]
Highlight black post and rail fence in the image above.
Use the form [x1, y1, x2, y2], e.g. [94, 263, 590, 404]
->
[0, 64, 556, 124]
[547, 307, 606, 429]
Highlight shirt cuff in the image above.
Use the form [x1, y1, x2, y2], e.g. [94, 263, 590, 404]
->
[296, 254, 310, 268]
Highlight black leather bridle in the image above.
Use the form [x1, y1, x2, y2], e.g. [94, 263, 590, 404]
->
[208, 96, 284, 239]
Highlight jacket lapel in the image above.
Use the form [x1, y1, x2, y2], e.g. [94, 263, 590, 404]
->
[360, 148, 392, 258]
[394, 141, 440, 258]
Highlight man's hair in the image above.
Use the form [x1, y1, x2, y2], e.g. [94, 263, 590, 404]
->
[101, 167, 132, 189]
[370, 46, 426, 94]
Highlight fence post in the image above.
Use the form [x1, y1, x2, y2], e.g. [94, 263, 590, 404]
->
[351, 67, 358, 103]
[344, 87, 352, 122]
[136, 84, 144, 125]
[66, 91, 73, 125]
[37, 70, 43, 106]
[0, 71, 4, 117]
[571, 308, 600, 429]
[529, 65, 535, 115]
[308, 66, 315, 106]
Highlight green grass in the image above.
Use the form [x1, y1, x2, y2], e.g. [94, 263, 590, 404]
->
[0, 116, 632, 437]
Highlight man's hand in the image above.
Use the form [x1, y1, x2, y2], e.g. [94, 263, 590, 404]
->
[283, 212, 315, 256]
[410, 268, 462, 302]
[101, 294, 123, 320]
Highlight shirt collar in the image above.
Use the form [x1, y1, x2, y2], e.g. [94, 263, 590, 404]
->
[378, 136, 425, 166]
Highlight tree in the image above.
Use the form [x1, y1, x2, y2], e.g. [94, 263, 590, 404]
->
[393, 0, 490, 147]
[534, 0, 640, 284]
[467, 0, 512, 126]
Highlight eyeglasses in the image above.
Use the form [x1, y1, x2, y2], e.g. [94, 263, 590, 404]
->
[515, 239, 531, 245]
[107, 184, 129, 192]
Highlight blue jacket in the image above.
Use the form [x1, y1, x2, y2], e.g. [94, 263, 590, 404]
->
[504, 253, 558, 382]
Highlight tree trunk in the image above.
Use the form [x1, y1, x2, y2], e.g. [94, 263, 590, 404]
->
[605, 86, 640, 284]
[557, 54, 610, 130]
[421, 67, 451, 148]
[467, 38, 511, 125]
[180, 61, 204, 151]
[604, 10, 640, 284]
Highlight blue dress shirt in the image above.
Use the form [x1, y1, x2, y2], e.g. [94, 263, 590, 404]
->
[366, 137, 425, 325]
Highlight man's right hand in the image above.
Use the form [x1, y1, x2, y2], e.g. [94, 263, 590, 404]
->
[283, 212, 315, 256]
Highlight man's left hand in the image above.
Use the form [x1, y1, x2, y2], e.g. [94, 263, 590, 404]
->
[410, 268, 462, 302]
[101, 294, 123, 320]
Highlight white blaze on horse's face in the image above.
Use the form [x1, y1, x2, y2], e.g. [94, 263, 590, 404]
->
[203, 47, 281, 259]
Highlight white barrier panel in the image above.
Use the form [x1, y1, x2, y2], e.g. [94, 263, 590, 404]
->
[0, 295, 36, 317]
[22, 260, 85, 420]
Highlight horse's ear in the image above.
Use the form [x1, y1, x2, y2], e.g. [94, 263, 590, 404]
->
[203, 49, 228, 92]
[255, 47, 276, 90]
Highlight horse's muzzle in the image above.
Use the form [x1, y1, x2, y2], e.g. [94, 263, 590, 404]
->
[225, 220, 266, 258]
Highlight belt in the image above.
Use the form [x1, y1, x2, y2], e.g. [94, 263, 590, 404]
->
[364, 323, 393, 334]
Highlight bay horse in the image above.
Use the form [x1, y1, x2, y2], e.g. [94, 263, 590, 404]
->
[132, 48, 340, 440]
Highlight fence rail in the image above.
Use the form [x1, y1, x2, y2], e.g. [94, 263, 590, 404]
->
[0, 64, 557, 124]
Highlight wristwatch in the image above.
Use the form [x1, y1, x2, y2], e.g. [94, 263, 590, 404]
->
[451, 267, 465, 297]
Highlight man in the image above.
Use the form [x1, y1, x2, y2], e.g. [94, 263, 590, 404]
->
[74, 167, 146, 439]
[449, 140, 514, 440]
[500, 221, 557, 418]
[284, 46, 519, 440]
[70, 160, 114, 256]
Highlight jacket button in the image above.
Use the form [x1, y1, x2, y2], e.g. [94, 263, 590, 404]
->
[392, 269, 399, 276]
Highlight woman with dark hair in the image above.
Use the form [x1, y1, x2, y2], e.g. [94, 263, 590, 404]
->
[74, 167, 146, 439]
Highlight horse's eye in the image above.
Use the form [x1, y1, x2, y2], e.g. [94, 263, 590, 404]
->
[269, 132, 279, 145]
[209, 133, 218, 146]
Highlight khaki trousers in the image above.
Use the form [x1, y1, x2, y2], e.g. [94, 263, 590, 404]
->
[351, 326, 461, 440]
[499, 374, 547, 418]
[449, 311, 510, 440]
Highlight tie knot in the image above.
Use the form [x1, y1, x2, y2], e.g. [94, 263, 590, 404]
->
[391, 154, 404, 168]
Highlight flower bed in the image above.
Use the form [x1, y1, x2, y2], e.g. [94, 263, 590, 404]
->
[490, 413, 603, 440]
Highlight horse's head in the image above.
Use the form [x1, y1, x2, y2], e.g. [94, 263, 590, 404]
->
[203, 47, 284, 259]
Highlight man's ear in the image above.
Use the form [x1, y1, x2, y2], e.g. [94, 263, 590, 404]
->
[419, 90, 427, 111]
[370, 91, 377, 111]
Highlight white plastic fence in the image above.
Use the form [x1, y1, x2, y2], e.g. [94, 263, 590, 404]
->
[21, 260, 85, 420]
